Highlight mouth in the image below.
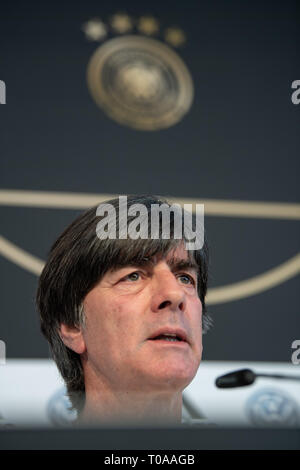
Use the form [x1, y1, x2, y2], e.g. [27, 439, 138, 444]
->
[147, 328, 189, 345]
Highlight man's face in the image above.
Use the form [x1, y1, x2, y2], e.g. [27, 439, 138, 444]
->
[81, 244, 203, 393]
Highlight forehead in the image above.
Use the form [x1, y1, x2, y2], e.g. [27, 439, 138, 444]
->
[98, 235, 201, 280]
[155, 245, 192, 264]
[154, 246, 198, 272]
[110, 244, 197, 272]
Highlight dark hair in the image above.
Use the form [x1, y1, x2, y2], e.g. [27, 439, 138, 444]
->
[36, 194, 211, 415]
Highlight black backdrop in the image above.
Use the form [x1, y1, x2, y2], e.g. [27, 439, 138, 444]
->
[0, 0, 299, 364]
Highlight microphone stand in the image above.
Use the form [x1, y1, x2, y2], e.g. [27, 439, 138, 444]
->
[255, 372, 300, 381]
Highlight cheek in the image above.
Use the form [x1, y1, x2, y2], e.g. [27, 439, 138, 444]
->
[84, 297, 138, 354]
[190, 300, 203, 354]
[190, 298, 203, 325]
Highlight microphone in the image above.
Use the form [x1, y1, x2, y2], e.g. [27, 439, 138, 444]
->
[215, 368, 300, 388]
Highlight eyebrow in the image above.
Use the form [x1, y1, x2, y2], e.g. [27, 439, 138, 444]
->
[109, 254, 199, 276]
[113, 256, 198, 273]
[166, 257, 198, 273]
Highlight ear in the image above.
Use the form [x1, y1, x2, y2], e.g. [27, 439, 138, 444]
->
[59, 323, 86, 355]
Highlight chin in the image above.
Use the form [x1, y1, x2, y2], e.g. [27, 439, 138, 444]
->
[147, 361, 199, 391]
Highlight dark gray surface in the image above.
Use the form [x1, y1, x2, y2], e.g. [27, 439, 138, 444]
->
[0, 427, 299, 450]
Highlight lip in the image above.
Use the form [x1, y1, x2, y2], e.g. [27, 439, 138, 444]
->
[148, 338, 189, 348]
[147, 327, 189, 344]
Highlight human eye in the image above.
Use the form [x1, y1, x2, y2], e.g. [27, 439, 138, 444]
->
[177, 273, 196, 286]
[122, 271, 142, 282]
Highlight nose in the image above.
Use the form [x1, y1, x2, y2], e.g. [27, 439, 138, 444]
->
[150, 266, 187, 313]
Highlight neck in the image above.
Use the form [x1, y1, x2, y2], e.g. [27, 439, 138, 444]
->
[77, 386, 182, 427]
